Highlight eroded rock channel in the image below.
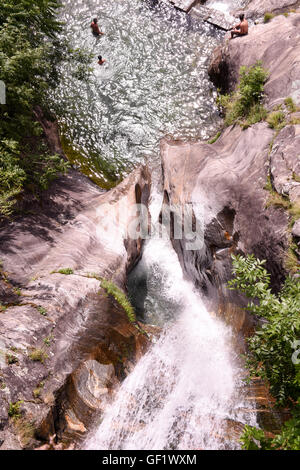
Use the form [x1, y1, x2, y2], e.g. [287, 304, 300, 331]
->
[0, 0, 299, 450]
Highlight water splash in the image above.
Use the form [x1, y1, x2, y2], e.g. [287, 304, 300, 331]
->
[85, 258, 255, 449]
[85, 187, 257, 450]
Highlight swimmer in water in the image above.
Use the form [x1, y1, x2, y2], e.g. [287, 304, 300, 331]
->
[98, 55, 106, 65]
[91, 18, 104, 36]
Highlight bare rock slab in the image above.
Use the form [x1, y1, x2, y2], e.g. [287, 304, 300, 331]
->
[190, 4, 236, 30]
[0, 166, 151, 448]
[169, 0, 198, 12]
[242, 0, 300, 20]
[209, 12, 300, 109]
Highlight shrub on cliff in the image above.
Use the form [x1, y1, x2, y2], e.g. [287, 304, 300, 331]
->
[229, 254, 300, 449]
[229, 254, 300, 405]
[241, 406, 300, 450]
[218, 62, 269, 128]
[0, 0, 90, 216]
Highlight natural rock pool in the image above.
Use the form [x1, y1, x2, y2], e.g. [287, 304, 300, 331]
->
[53, 0, 223, 187]
[54, 0, 258, 450]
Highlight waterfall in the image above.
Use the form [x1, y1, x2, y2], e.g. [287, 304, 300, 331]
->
[85, 187, 257, 450]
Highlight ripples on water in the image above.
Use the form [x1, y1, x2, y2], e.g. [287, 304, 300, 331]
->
[53, 0, 223, 187]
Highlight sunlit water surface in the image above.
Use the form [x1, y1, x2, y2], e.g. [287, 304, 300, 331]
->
[53, 0, 223, 186]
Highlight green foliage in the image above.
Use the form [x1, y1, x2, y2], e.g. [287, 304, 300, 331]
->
[33, 381, 44, 399]
[264, 12, 275, 23]
[8, 401, 23, 419]
[239, 63, 269, 109]
[290, 117, 300, 125]
[57, 268, 74, 275]
[290, 202, 300, 225]
[0, 140, 26, 216]
[218, 62, 268, 128]
[285, 242, 300, 274]
[284, 97, 297, 113]
[43, 335, 52, 347]
[208, 131, 221, 144]
[100, 278, 136, 323]
[5, 353, 18, 365]
[228, 254, 300, 405]
[240, 424, 272, 450]
[230, 254, 300, 449]
[37, 306, 47, 316]
[240, 404, 300, 450]
[0, 1, 87, 217]
[28, 348, 48, 363]
[265, 190, 290, 210]
[266, 110, 286, 130]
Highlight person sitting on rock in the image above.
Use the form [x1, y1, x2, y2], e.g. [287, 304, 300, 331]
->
[91, 18, 104, 36]
[98, 55, 106, 66]
[230, 13, 248, 39]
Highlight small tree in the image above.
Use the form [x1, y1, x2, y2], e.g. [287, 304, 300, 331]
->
[228, 254, 300, 404]
[218, 62, 269, 127]
[228, 254, 300, 450]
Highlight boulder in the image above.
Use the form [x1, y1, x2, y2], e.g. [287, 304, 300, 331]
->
[270, 124, 300, 203]
[0, 165, 151, 448]
[161, 122, 290, 335]
[292, 219, 300, 239]
[208, 12, 300, 109]
[164, 10, 300, 341]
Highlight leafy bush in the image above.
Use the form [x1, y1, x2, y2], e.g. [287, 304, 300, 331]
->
[57, 268, 74, 275]
[8, 401, 23, 419]
[0, 1, 88, 217]
[37, 306, 47, 316]
[284, 97, 297, 113]
[218, 62, 269, 128]
[5, 353, 18, 365]
[28, 348, 48, 363]
[266, 110, 286, 130]
[229, 254, 300, 449]
[241, 404, 300, 450]
[228, 254, 300, 405]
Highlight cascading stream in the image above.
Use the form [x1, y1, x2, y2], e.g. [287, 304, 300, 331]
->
[85, 186, 257, 450]
[55, 0, 257, 450]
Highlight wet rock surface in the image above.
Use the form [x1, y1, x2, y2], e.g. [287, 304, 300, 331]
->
[0, 164, 151, 448]
[161, 122, 290, 297]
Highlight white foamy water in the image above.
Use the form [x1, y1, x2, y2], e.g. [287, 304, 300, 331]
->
[206, 0, 249, 14]
[85, 189, 257, 450]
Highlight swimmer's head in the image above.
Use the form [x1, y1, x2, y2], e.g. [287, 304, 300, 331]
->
[239, 13, 245, 21]
[98, 55, 102, 61]
[93, 18, 98, 24]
